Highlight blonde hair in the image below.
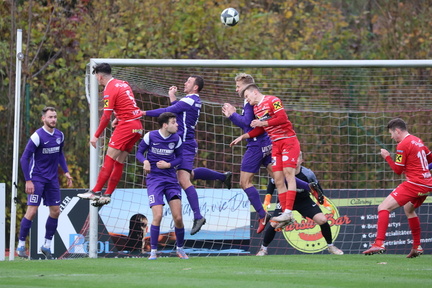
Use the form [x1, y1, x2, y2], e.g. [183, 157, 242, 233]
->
[235, 73, 255, 84]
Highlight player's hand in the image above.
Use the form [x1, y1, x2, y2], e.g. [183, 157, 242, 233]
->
[156, 160, 171, 169]
[380, 148, 390, 159]
[112, 118, 118, 128]
[230, 135, 244, 147]
[222, 103, 236, 117]
[90, 136, 98, 148]
[65, 172, 73, 187]
[143, 160, 151, 175]
[251, 119, 267, 128]
[25, 180, 34, 194]
[168, 86, 178, 102]
[141, 110, 146, 116]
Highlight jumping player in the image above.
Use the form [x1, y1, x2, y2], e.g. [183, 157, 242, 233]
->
[78, 63, 143, 206]
[142, 76, 231, 235]
[230, 84, 300, 230]
[363, 118, 432, 258]
[223, 74, 313, 233]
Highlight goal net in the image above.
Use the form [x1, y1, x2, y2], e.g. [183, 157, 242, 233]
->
[61, 59, 432, 258]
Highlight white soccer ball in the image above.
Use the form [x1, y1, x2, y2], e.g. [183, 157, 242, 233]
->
[221, 8, 240, 26]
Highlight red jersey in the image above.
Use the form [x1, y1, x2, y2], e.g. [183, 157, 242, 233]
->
[253, 95, 296, 142]
[103, 78, 141, 121]
[94, 78, 142, 138]
[392, 134, 432, 186]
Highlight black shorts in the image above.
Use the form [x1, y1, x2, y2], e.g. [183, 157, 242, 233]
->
[273, 193, 322, 220]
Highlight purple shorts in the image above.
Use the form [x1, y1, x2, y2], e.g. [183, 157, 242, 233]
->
[27, 180, 60, 206]
[241, 144, 273, 173]
[178, 142, 197, 172]
[146, 179, 182, 207]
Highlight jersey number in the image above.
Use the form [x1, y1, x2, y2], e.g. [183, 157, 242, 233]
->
[417, 150, 429, 171]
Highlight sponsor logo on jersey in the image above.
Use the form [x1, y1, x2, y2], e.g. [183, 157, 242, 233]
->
[281, 196, 351, 253]
[395, 154, 403, 163]
[104, 99, 109, 107]
[272, 100, 282, 110]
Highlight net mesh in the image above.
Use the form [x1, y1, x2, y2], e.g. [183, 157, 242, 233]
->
[61, 64, 432, 258]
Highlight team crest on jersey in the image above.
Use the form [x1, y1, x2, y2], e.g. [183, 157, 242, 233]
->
[168, 143, 175, 149]
[272, 100, 282, 110]
[395, 154, 403, 163]
[104, 99, 109, 107]
[56, 138, 61, 144]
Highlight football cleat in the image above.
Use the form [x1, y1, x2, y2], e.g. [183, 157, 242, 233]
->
[256, 248, 268, 256]
[223, 171, 232, 190]
[271, 211, 293, 223]
[91, 194, 111, 207]
[148, 251, 157, 260]
[406, 246, 423, 258]
[40, 246, 54, 260]
[77, 190, 101, 201]
[328, 245, 344, 255]
[257, 213, 271, 234]
[309, 182, 324, 205]
[362, 243, 386, 255]
[176, 248, 189, 259]
[191, 217, 206, 235]
[16, 246, 28, 258]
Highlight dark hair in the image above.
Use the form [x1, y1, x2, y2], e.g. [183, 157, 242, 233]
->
[42, 106, 56, 115]
[240, 83, 259, 98]
[191, 75, 204, 92]
[387, 118, 407, 131]
[92, 63, 112, 75]
[157, 112, 177, 127]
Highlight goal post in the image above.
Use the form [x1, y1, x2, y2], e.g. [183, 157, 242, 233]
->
[81, 59, 432, 258]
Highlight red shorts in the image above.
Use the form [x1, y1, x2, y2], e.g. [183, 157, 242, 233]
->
[108, 119, 143, 152]
[271, 136, 300, 172]
[391, 181, 431, 208]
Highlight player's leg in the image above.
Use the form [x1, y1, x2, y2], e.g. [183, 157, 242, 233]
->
[404, 197, 426, 258]
[363, 190, 401, 255]
[17, 181, 44, 257]
[149, 204, 163, 260]
[168, 191, 188, 259]
[192, 167, 232, 190]
[257, 205, 281, 256]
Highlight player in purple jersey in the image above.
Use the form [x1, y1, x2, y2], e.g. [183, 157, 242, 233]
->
[142, 76, 232, 235]
[223, 73, 318, 234]
[16, 107, 73, 259]
[136, 112, 188, 260]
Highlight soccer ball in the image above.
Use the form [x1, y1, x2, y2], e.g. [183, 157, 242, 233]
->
[221, 8, 240, 26]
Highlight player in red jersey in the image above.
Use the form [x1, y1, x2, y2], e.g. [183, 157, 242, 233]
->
[230, 83, 300, 229]
[78, 63, 143, 206]
[363, 118, 432, 257]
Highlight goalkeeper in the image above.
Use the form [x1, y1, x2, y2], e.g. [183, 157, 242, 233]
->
[256, 151, 343, 256]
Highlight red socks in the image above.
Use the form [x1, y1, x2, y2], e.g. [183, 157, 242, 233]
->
[408, 216, 421, 248]
[92, 155, 124, 195]
[376, 210, 390, 245]
[105, 161, 124, 195]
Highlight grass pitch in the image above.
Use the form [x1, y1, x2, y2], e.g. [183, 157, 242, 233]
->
[0, 254, 431, 288]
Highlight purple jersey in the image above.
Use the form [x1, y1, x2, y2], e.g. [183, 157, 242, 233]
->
[20, 127, 69, 183]
[136, 130, 183, 182]
[229, 100, 272, 148]
[145, 94, 202, 146]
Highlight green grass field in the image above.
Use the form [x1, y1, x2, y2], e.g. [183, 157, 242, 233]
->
[1, 254, 431, 288]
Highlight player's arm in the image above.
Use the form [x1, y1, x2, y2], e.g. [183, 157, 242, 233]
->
[171, 138, 184, 168]
[381, 148, 404, 174]
[92, 109, 114, 148]
[144, 99, 191, 118]
[227, 103, 255, 131]
[20, 137, 38, 194]
[230, 132, 252, 147]
[58, 137, 73, 187]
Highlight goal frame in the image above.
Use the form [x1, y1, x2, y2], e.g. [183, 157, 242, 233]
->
[87, 58, 432, 258]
